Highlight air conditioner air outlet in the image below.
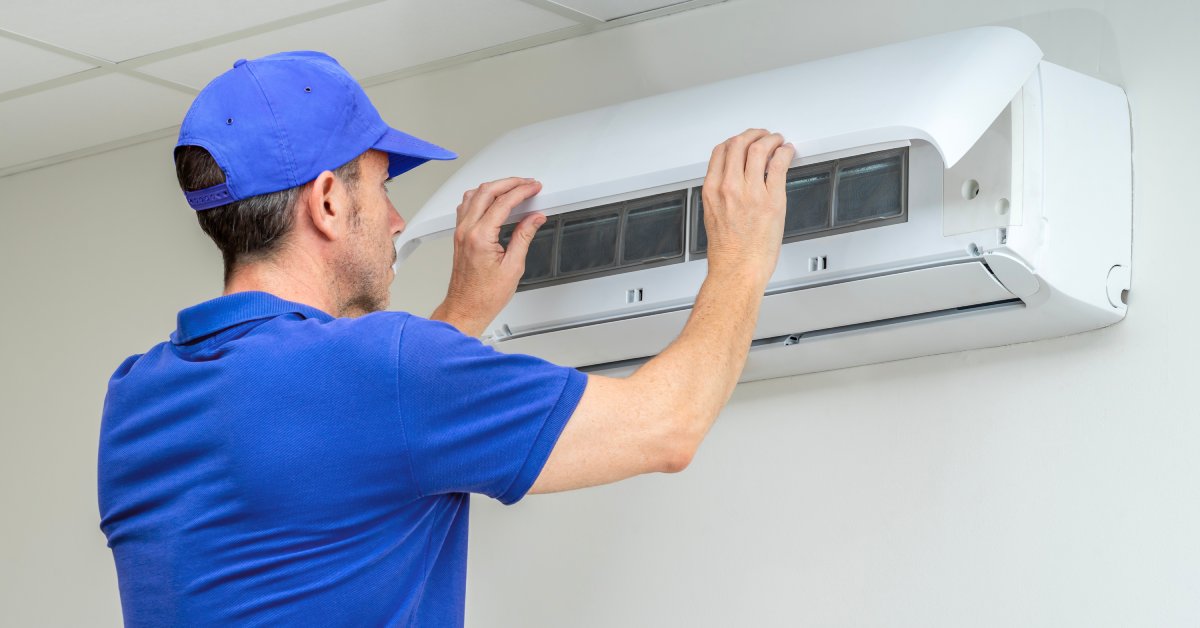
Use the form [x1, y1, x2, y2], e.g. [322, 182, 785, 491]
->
[493, 260, 1017, 368]
[579, 298, 1025, 378]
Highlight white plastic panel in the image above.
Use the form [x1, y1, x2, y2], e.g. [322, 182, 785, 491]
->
[1020, 62, 1132, 314]
[943, 103, 1017, 235]
[398, 26, 1043, 259]
[494, 261, 1015, 367]
[735, 273, 1124, 382]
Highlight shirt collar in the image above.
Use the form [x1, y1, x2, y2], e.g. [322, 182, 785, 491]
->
[171, 291, 334, 345]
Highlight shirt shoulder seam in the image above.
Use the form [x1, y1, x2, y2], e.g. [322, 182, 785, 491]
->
[392, 313, 428, 499]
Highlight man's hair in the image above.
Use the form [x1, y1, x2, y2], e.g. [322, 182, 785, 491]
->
[174, 146, 362, 282]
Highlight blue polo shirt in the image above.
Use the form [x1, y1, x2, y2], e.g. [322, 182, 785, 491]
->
[98, 291, 587, 626]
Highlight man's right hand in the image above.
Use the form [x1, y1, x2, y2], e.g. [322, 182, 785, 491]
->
[700, 129, 795, 286]
[530, 129, 795, 494]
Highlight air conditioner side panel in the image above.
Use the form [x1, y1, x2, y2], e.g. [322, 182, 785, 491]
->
[1007, 62, 1132, 320]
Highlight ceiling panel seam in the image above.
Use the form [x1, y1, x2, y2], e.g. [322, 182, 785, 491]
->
[113, 0, 387, 69]
[0, 125, 181, 179]
[0, 0, 728, 179]
[0, 0, 387, 103]
[515, 0, 607, 24]
[0, 65, 200, 105]
[360, 23, 596, 87]
[357, 0, 733, 87]
[602, 0, 727, 26]
[0, 27, 115, 67]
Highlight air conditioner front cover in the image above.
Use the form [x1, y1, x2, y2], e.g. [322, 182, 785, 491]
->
[396, 26, 1043, 261]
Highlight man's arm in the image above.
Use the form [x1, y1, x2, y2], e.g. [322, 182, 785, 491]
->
[531, 129, 793, 492]
[431, 129, 794, 493]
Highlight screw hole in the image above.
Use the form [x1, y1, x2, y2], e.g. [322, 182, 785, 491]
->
[226, 117, 233, 125]
[962, 179, 981, 200]
[304, 86, 312, 93]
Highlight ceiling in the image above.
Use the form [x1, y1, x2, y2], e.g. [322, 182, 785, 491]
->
[0, 0, 724, 178]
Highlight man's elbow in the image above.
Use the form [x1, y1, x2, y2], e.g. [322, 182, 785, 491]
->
[656, 416, 704, 474]
[660, 444, 695, 474]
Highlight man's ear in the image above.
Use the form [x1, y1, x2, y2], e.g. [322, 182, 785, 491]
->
[301, 170, 348, 242]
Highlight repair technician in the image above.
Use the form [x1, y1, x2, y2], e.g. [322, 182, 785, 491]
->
[98, 50, 795, 626]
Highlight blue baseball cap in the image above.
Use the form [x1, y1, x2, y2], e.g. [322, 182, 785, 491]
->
[177, 51, 456, 211]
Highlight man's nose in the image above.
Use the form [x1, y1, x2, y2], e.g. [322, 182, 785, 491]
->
[390, 208, 406, 236]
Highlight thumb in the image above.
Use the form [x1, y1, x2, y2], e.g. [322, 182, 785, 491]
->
[502, 212, 546, 269]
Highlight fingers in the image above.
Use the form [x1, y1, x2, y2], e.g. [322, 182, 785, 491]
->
[722, 128, 770, 189]
[456, 189, 476, 221]
[478, 180, 542, 233]
[459, 177, 533, 227]
[765, 142, 796, 193]
[744, 133, 785, 185]
[501, 212, 547, 269]
[703, 141, 727, 195]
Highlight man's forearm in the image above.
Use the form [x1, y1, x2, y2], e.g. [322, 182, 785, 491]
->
[627, 266, 769, 451]
[429, 301, 486, 338]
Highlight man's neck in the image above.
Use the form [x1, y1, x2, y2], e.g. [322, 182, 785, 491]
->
[224, 257, 340, 317]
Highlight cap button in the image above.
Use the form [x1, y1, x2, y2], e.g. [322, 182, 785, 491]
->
[233, 58, 247, 68]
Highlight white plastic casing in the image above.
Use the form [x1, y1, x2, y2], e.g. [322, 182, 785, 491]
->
[397, 27, 1132, 381]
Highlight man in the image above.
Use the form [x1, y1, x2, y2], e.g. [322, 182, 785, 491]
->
[98, 51, 794, 626]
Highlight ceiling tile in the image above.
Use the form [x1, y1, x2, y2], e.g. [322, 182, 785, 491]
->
[0, 0, 348, 62]
[0, 36, 95, 93]
[548, 0, 691, 21]
[137, 0, 578, 89]
[0, 74, 193, 170]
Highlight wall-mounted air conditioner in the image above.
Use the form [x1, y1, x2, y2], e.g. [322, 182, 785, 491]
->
[396, 26, 1132, 382]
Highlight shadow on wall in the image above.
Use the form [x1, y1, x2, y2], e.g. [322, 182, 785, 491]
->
[1000, 9, 1124, 84]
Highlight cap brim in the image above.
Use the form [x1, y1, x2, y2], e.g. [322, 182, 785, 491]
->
[372, 127, 457, 178]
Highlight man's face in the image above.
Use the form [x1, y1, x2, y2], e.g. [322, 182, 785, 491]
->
[335, 149, 405, 316]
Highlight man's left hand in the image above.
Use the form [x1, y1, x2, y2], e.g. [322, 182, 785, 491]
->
[430, 177, 545, 337]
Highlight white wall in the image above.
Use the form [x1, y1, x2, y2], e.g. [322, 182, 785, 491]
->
[2, 0, 1196, 626]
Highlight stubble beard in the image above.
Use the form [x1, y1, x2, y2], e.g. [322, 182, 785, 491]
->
[333, 204, 391, 317]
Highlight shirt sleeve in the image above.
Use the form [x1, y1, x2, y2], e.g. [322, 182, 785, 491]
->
[395, 316, 588, 504]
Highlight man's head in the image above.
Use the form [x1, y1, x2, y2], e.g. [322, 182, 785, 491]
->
[173, 51, 454, 315]
[176, 146, 402, 315]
